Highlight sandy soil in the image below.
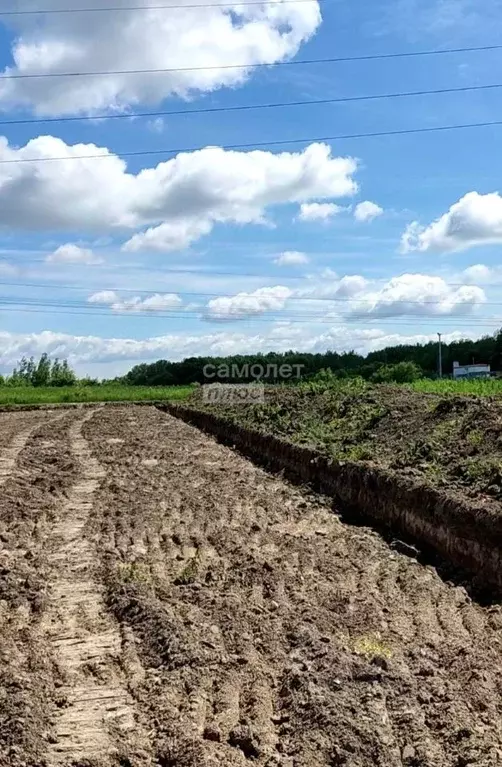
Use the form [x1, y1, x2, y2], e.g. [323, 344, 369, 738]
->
[1, 405, 502, 766]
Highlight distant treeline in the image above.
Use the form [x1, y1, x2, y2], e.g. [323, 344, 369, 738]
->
[4, 330, 501, 389]
[0, 354, 96, 388]
[123, 329, 502, 386]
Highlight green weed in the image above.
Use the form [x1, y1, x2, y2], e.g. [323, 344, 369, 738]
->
[116, 561, 152, 585]
[410, 378, 502, 396]
[467, 429, 483, 447]
[175, 555, 200, 585]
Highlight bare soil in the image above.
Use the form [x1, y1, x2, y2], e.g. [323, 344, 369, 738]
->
[1, 405, 502, 766]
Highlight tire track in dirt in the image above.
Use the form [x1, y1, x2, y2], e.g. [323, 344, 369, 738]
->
[83, 406, 502, 766]
[44, 410, 148, 766]
[0, 415, 49, 485]
[0, 412, 82, 767]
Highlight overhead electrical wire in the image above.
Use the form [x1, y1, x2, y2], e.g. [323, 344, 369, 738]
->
[0, 262, 496, 289]
[1, 81, 502, 129]
[0, 24, 498, 329]
[0, 286, 496, 308]
[0, 302, 497, 327]
[3, 119, 502, 164]
[0, 277, 496, 294]
[0, 0, 326, 16]
[1, 44, 501, 80]
[0, 283, 496, 305]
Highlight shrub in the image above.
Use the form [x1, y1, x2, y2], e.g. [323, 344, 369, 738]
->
[371, 362, 423, 384]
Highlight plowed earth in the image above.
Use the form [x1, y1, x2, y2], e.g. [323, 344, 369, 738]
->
[1, 405, 502, 767]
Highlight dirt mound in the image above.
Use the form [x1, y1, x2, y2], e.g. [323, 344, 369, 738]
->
[189, 383, 502, 506]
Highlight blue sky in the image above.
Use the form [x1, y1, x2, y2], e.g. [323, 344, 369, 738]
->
[0, 0, 501, 376]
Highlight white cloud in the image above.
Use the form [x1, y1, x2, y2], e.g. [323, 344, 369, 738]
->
[294, 271, 486, 319]
[0, 0, 322, 116]
[320, 268, 339, 280]
[45, 243, 103, 265]
[462, 264, 495, 284]
[347, 274, 486, 319]
[298, 202, 343, 221]
[206, 286, 292, 320]
[274, 251, 310, 266]
[0, 137, 359, 251]
[460, 263, 502, 286]
[88, 290, 120, 305]
[114, 294, 183, 313]
[296, 272, 368, 300]
[88, 291, 182, 313]
[334, 275, 370, 297]
[401, 192, 502, 253]
[123, 219, 214, 253]
[0, 326, 480, 374]
[354, 201, 384, 222]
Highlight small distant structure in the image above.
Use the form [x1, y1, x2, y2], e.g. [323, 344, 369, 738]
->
[452, 361, 491, 380]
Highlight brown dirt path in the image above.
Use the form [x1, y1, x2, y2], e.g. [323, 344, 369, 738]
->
[83, 406, 502, 767]
[43, 409, 150, 766]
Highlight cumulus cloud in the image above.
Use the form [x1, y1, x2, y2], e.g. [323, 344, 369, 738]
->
[293, 271, 485, 318]
[401, 192, 502, 253]
[298, 202, 343, 221]
[45, 243, 103, 265]
[88, 291, 120, 305]
[461, 263, 502, 286]
[296, 273, 368, 300]
[206, 286, 292, 320]
[347, 274, 486, 319]
[0, 327, 479, 373]
[0, 137, 359, 251]
[462, 264, 495, 283]
[0, 0, 322, 116]
[334, 275, 370, 297]
[123, 219, 214, 253]
[88, 291, 183, 313]
[274, 251, 310, 266]
[354, 201, 384, 222]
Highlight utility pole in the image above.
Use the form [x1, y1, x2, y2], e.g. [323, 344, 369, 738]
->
[438, 333, 443, 379]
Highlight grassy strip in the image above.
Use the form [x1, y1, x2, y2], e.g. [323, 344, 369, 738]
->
[409, 378, 502, 395]
[0, 384, 193, 405]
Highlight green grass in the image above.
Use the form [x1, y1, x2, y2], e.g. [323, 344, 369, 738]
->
[0, 384, 193, 406]
[409, 378, 502, 396]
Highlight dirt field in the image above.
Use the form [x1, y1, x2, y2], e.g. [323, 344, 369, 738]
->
[1, 405, 502, 766]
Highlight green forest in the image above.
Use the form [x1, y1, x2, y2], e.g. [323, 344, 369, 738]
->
[3, 329, 502, 390]
[123, 329, 502, 386]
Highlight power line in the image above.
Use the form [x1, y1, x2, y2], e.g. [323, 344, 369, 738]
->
[0, 0, 325, 16]
[0, 283, 495, 305]
[0, 289, 497, 324]
[3, 261, 319, 278]
[0, 302, 497, 326]
[1, 43, 501, 80]
[1, 81, 501, 129]
[3, 118, 502, 164]
[1, 260, 498, 288]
